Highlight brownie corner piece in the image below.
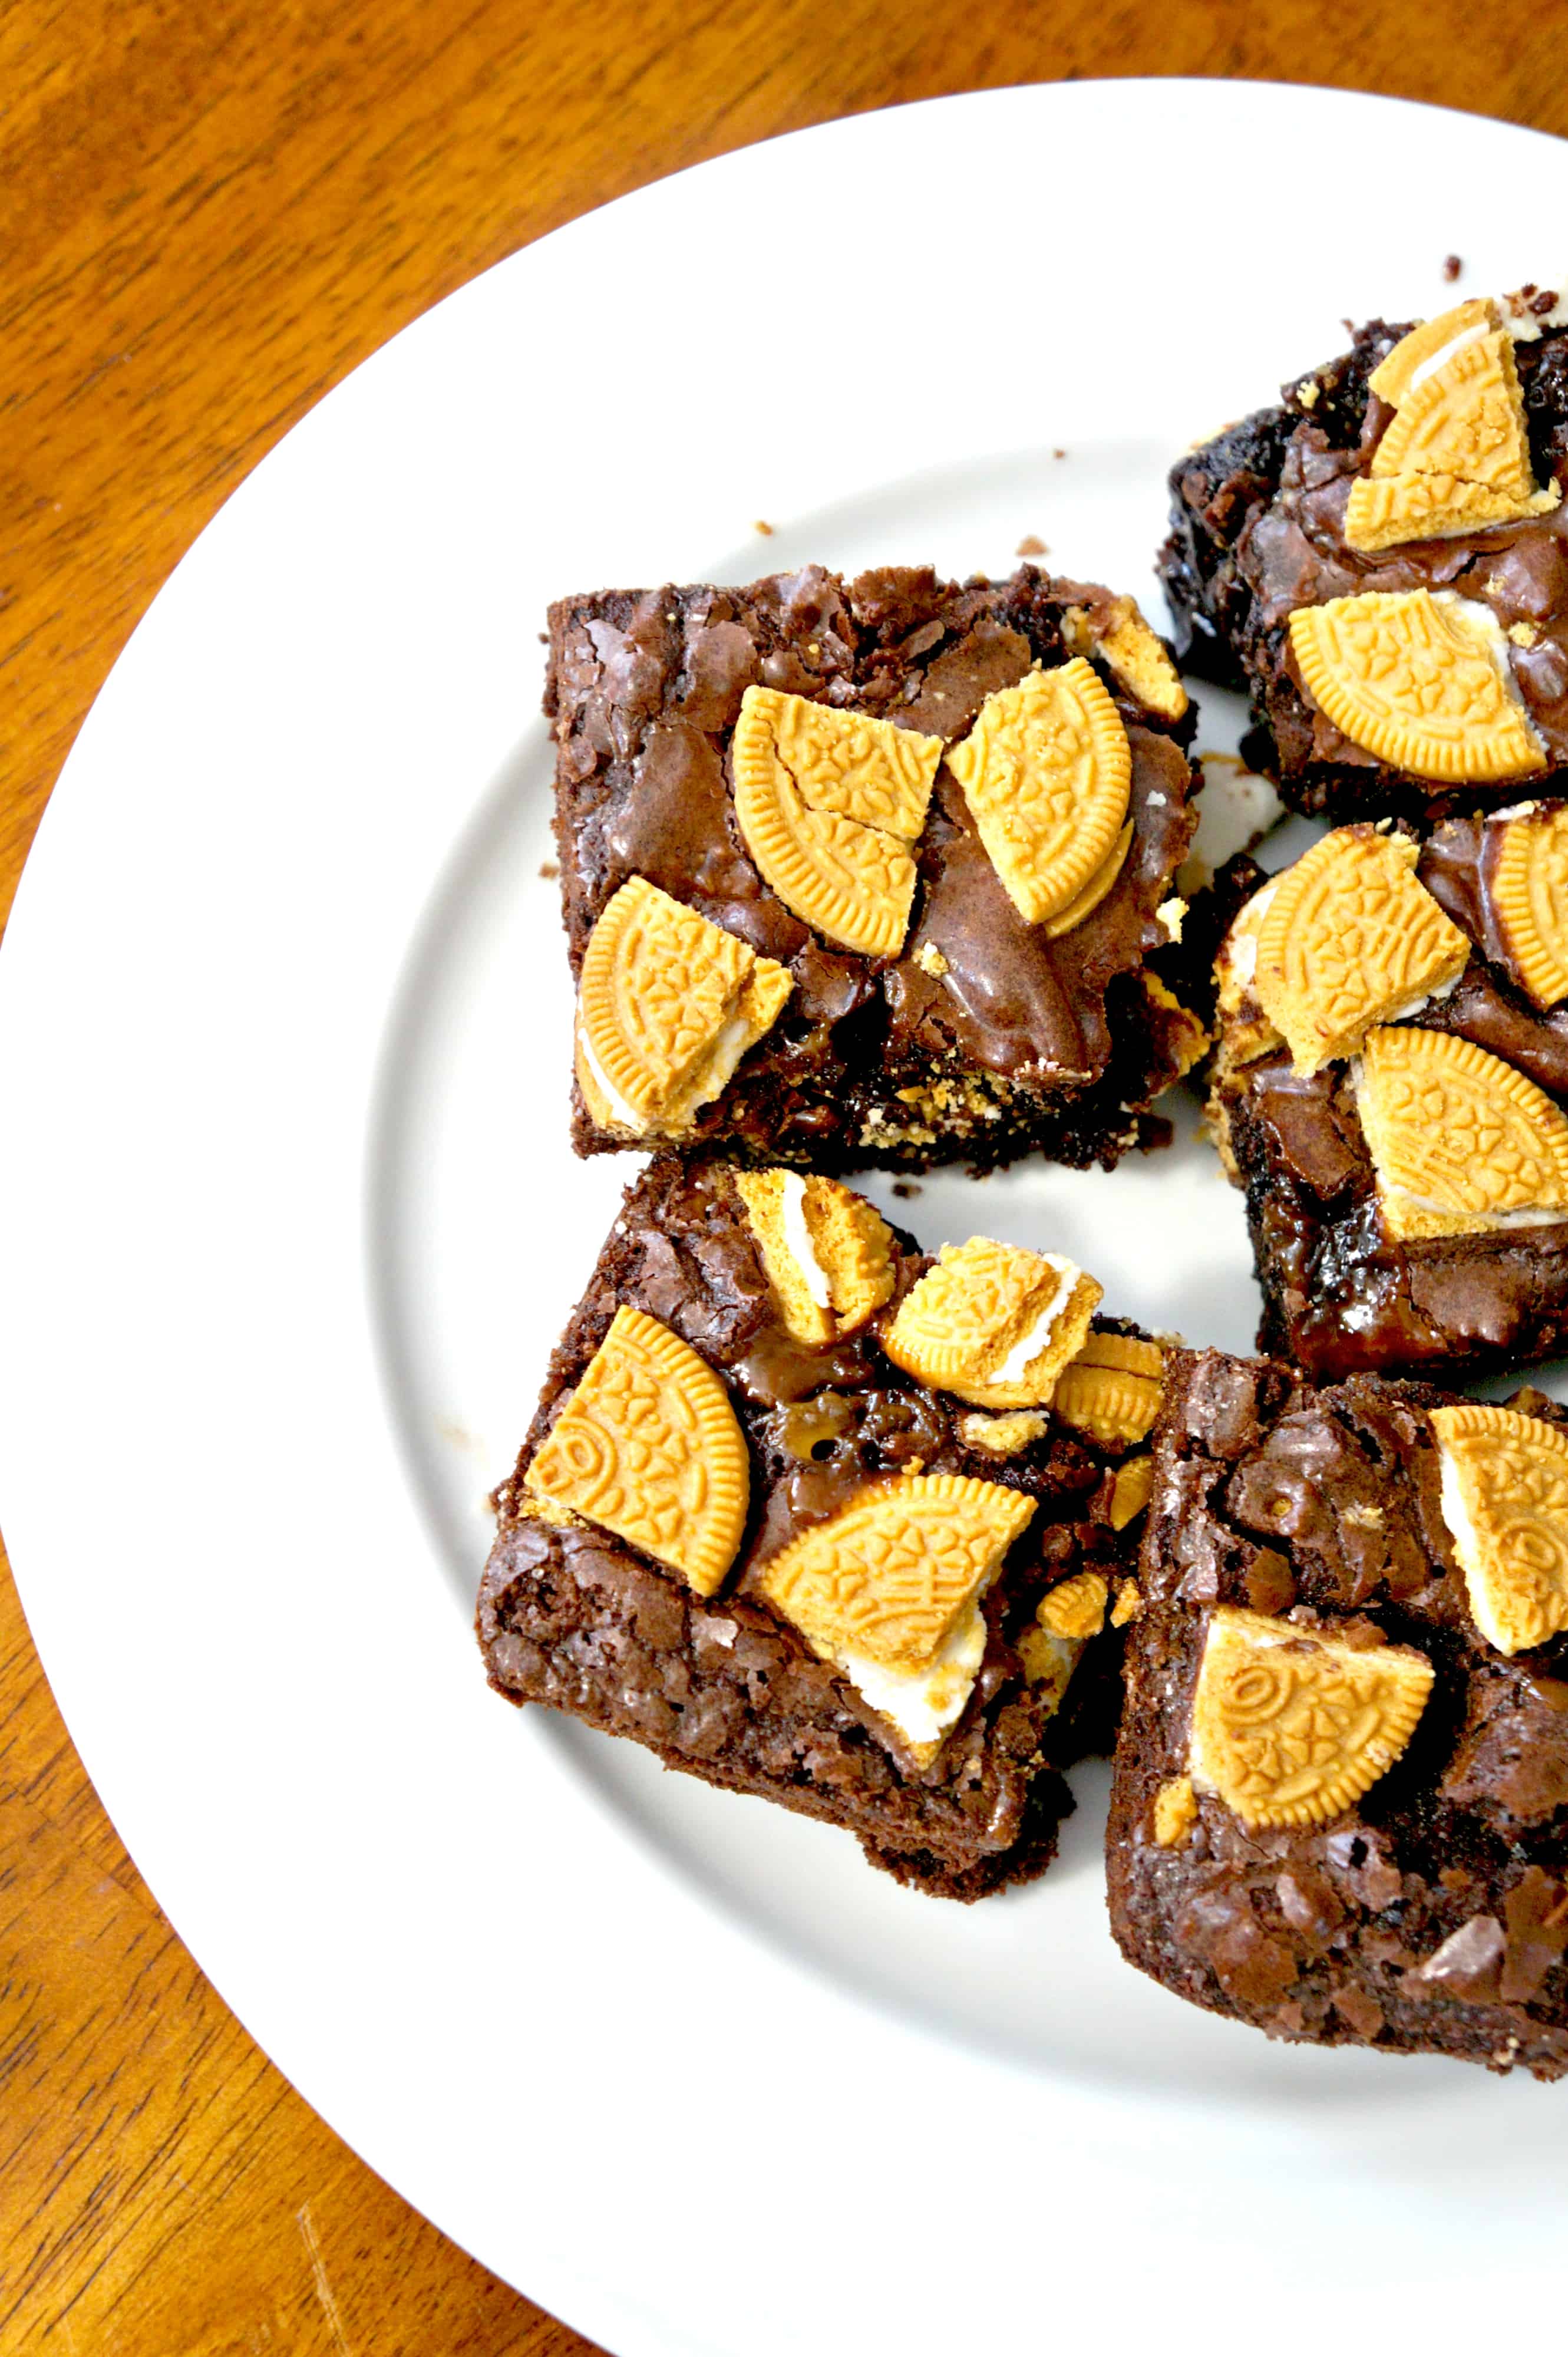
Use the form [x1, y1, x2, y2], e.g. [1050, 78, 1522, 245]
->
[477, 1155, 1164, 1898]
[1207, 812, 1568, 1381]
[1157, 286, 1568, 827]
[546, 563, 1206, 1174]
[1106, 1344, 1568, 2076]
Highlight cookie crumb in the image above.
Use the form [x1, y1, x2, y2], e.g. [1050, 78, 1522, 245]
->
[539, 859, 559, 879]
[754, 519, 774, 536]
[1442, 253, 1463, 283]
[1052, 447, 1067, 460]
[1016, 533, 1048, 558]
[890, 1180, 922, 1199]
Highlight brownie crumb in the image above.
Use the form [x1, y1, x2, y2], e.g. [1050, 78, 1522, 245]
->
[890, 1181, 922, 1198]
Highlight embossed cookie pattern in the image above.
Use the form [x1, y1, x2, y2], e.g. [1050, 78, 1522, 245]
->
[1358, 1024, 1568, 1238]
[731, 686, 943, 957]
[1346, 301, 1559, 550]
[1288, 590, 1544, 782]
[1431, 1402, 1568, 1654]
[946, 660, 1133, 925]
[526, 1305, 750, 1596]
[1252, 826, 1468, 1074]
[576, 876, 793, 1138]
[1052, 1331, 1164, 1449]
[757, 1472, 1036, 1674]
[1492, 803, 1568, 1008]
[880, 1236, 1102, 1411]
[733, 1168, 894, 1345]
[1189, 1607, 1434, 1830]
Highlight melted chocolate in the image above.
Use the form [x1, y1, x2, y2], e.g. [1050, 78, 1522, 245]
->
[548, 566, 1198, 1171]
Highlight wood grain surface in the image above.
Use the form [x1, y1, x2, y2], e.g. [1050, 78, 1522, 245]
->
[5, 3, 1568, 2348]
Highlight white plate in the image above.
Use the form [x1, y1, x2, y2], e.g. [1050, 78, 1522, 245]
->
[6, 80, 1568, 2357]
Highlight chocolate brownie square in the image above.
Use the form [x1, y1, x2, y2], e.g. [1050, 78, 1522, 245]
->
[477, 1156, 1167, 1898]
[1107, 1347, 1568, 2077]
[1209, 812, 1568, 1380]
[547, 563, 1207, 1175]
[1158, 285, 1568, 826]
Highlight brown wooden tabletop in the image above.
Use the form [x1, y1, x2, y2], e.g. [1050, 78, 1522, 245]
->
[6, 3, 1568, 2348]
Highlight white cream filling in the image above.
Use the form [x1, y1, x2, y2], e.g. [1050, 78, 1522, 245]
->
[1502, 284, 1568, 340]
[991, 1256, 1079, 1385]
[1434, 591, 1546, 753]
[1407, 319, 1489, 393]
[1380, 1188, 1568, 1232]
[779, 1171, 832, 1308]
[1434, 1439, 1509, 1650]
[1381, 969, 1462, 1026]
[837, 1601, 989, 1754]
[577, 1018, 646, 1133]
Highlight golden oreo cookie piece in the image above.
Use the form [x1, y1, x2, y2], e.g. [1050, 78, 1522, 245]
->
[1152, 1776, 1198, 1847]
[1189, 1607, 1434, 1831]
[1358, 1024, 1568, 1240]
[1038, 1570, 1108, 1640]
[1348, 304, 1559, 550]
[1250, 827, 1469, 1076]
[1366, 299, 1496, 407]
[946, 660, 1133, 925]
[525, 1306, 749, 1597]
[1431, 1402, 1568, 1655]
[731, 686, 944, 957]
[733, 1168, 894, 1346]
[1052, 1331, 1164, 1449]
[1345, 470, 1558, 553]
[1109, 1455, 1156, 1531]
[1041, 820, 1134, 939]
[576, 878, 793, 1139]
[1064, 596, 1189, 721]
[1491, 803, 1568, 1008]
[1288, 591, 1545, 783]
[880, 1236, 1102, 1412]
[757, 1471, 1035, 1676]
[1110, 1577, 1143, 1627]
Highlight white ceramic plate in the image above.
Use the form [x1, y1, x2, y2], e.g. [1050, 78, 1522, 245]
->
[6, 80, 1568, 2357]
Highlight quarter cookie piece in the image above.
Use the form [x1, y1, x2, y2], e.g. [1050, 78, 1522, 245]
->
[1491, 802, 1568, 1008]
[1288, 591, 1544, 784]
[480, 1157, 1166, 1898]
[946, 659, 1132, 924]
[1207, 808, 1568, 1381]
[1250, 826, 1468, 1073]
[880, 1236, 1101, 1410]
[731, 686, 943, 956]
[575, 876, 792, 1140]
[1357, 1024, 1568, 1240]
[1431, 1403, 1568, 1654]
[1345, 301, 1559, 552]
[1107, 1344, 1568, 2078]
[1189, 1607, 1432, 1829]
[1158, 283, 1568, 827]
[525, 1304, 750, 1596]
[548, 565, 1203, 1173]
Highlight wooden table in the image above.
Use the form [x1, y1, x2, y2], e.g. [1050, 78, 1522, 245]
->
[5, 4, 1568, 2347]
